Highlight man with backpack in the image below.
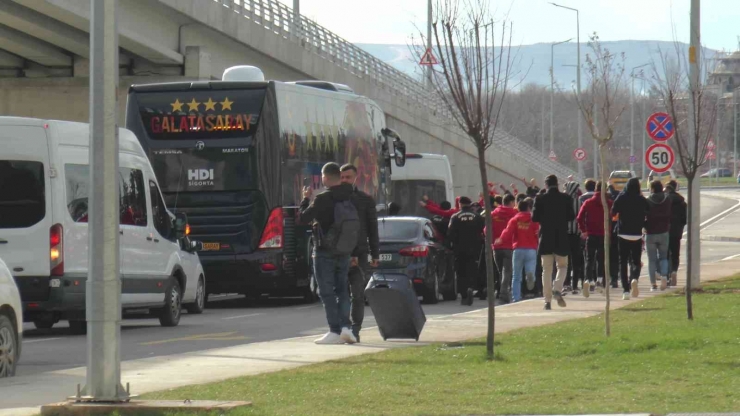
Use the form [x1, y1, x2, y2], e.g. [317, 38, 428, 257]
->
[665, 180, 687, 286]
[300, 162, 360, 345]
[340, 164, 379, 343]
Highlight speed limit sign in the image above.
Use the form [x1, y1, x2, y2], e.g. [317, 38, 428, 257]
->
[645, 143, 675, 173]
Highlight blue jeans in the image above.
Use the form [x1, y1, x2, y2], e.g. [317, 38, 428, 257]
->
[512, 249, 537, 302]
[645, 232, 669, 284]
[313, 250, 351, 334]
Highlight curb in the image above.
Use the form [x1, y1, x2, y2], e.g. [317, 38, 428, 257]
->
[700, 235, 740, 243]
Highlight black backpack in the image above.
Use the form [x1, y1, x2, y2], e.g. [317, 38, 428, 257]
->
[321, 199, 360, 255]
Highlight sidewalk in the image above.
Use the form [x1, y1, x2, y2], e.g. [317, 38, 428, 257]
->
[4, 251, 739, 416]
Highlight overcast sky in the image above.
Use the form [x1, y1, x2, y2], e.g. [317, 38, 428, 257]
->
[279, 0, 739, 51]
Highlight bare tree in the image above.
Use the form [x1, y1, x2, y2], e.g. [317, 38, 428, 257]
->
[575, 34, 628, 337]
[649, 44, 718, 320]
[414, 0, 515, 358]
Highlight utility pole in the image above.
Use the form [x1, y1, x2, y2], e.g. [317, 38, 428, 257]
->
[293, 0, 300, 38]
[427, 0, 432, 89]
[551, 39, 572, 158]
[550, 3, 582, 177]
[83, 0, 126, 401]
[630, 64, 649, 174]
[541, 93, 545, 156]
[688, 0, 701, 289]
[641, 78, 647, 180]
[593, 99, 598, 178]
[735, 87, 738, 179]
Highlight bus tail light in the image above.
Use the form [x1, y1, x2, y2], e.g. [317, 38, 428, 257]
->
[258, 208, 284, 249]
[50, 224, 64, 276]
[399, 245, 429, 257]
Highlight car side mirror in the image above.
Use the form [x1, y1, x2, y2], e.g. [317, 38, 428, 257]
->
[381, 127, 406, 168]
[174, 212, 188, 240]
[393, 138, 406, 167]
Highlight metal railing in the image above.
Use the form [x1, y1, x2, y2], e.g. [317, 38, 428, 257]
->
[214, 0, 578, 180]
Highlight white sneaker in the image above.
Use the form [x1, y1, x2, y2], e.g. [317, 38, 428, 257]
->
[660, 276, 668, 291]
[630, 279, 639, 298]
[340, 327, 357, 344]
[582, 281, 590, 298]
[650, 286, 658, 292]
[622, 292, 631, 300]
[315, 332, 343, 344]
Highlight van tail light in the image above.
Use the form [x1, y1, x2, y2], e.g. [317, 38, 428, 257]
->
[399, 245, 429, 257]
[50, 224, 64, 276]
[258, 208, 284, 249]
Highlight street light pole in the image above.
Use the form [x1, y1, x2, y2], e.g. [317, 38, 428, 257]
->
[641, 78, 647, 179]
[688, 0, 701, 288]
[551, 39, 572, 159]
[734, 88, 738, 179]
[630, 64, 649, 174]
[427, 0, 432, 89]
[551, 3, 582, 177]
[83, 0, 127, 401]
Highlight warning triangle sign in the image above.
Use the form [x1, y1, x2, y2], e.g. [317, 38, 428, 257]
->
[419, 48, 438, 66]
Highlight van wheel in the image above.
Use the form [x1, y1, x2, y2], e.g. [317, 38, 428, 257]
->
[159, 278, 182, 327]
[33, 319, 55, 330]
[0, 315, 18, 378]
[185, 276, 206, 314]
[69, 320, 87, 335]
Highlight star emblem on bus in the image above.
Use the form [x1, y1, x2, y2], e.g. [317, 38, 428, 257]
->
[220, 97, 234, 111]
[187, 98, 201, 112]
[204, 98, 217, 111]
[170, 99, 184, 112]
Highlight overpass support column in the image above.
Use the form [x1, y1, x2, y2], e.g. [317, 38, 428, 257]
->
[184, 46, 211, 80]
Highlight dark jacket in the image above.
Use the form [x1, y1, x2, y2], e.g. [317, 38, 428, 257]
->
[612, 178, 649, 236]
[645, 191, 673, 235]
[351, 187, 379, 259]
[577, 193, 613, 236]
[667, 189, 687, 234]
[447, 206, 484, 255]
[532, 186, 575, 256]
[300, 183, 356, 250]
[526, 185, 540, 198]
[565, 181, 582, 235]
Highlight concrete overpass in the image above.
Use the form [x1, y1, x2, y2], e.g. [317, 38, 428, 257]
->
[0, 0, 578, 196]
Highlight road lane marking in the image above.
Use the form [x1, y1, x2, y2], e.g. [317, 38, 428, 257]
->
[141, 332, 248, 346]
[221, 313, 265, 320]
[294, 305, 320, 310]
[23, 337, 62, 344]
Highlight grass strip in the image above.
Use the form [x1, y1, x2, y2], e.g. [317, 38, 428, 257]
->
[146, 276, 740, 416]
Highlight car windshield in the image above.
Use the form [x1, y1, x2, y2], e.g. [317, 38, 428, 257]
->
[611, 172, 631, 179]
[378, 220, 420, 241]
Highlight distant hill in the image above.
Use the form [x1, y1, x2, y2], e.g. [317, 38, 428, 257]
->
[357, 41, 719, 88]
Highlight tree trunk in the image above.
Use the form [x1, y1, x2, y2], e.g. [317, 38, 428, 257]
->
[685, 176, 695, 320]
[599, 142, 612, 337]
[477, 144, 497, 359]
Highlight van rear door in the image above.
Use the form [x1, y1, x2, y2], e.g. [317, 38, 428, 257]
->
[0, 125, 52, 300]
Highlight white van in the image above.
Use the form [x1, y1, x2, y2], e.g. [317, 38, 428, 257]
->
[0, 118, 205, 334]
[390, 153, 454, 217]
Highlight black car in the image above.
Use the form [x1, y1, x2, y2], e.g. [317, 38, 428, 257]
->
[371, 217, 456, 304]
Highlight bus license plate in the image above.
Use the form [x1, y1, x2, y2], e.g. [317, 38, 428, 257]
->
[379, 254, 393, 262]
[202, 242, 221, 251]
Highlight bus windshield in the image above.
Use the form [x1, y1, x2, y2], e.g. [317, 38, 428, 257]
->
[130, 88, 267, 193]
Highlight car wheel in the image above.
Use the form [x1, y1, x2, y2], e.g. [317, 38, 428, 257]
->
[33, 319, 55, 330]
[159, 277, 182, 327]
[422, 273, 439, 304]
[0, 315, 18, 378]
[185, 275, 206, 315]
[69, 320, 87, 335]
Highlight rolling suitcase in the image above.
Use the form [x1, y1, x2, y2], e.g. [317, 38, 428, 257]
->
[365, 272, 426, 341]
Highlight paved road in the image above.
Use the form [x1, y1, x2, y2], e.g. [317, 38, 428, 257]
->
[12, 191, 740, 380]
